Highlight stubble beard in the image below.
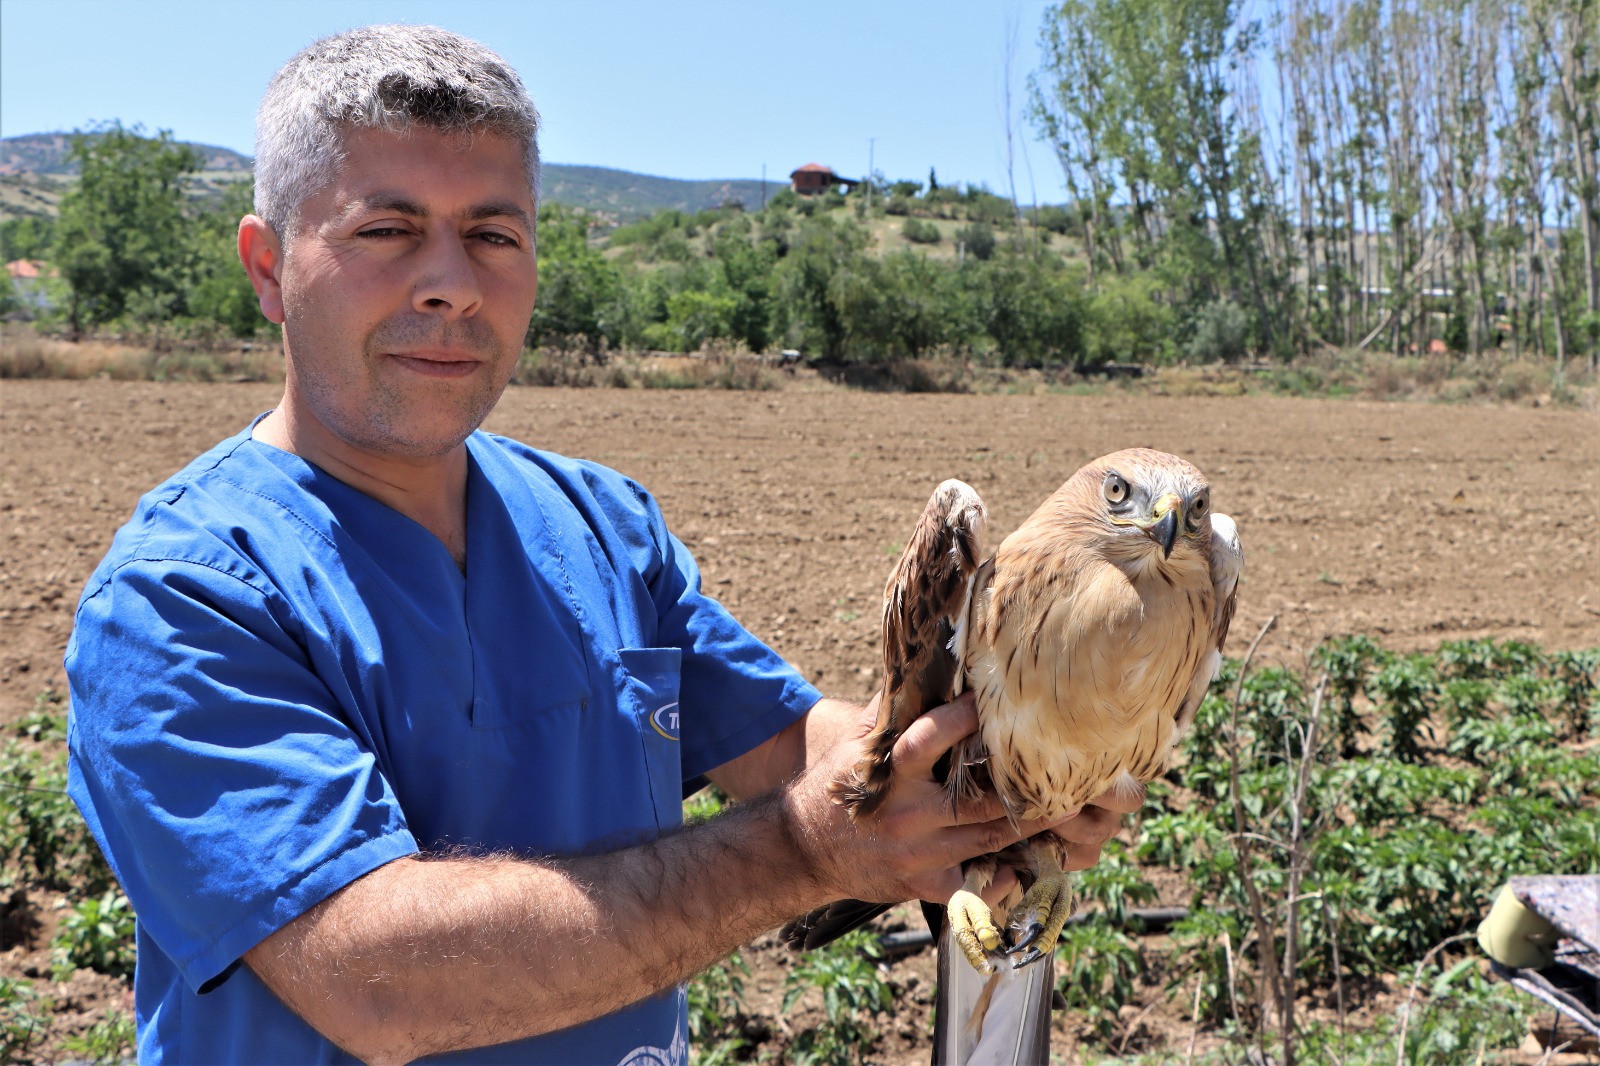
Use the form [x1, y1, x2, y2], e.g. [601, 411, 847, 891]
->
[287, 311, 515, 462]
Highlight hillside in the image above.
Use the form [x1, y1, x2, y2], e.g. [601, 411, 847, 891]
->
[0, 132, 776, 223]
[540, 165, 777, 223]
[0, 131, 252, 176]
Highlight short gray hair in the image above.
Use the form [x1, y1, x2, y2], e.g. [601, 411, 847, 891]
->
[254, 24, 541, 235]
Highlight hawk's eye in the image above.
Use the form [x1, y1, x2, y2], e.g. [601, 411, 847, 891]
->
[1187, 493, 1210, 530]
[1103, 474, 1129, 505]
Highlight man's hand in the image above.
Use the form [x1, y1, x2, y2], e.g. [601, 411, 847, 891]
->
[779, 693, 1086, 908]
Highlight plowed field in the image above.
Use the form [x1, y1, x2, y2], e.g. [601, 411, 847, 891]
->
[3, 380, 1596, 724]
[2, 379, 1596, 1061]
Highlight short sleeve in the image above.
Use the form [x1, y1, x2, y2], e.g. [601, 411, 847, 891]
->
[65, 557, 418, 994]
[629, 486, 823, 779]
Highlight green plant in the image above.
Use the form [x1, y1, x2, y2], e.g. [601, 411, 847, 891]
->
[1548, 648, 1598, 736]
[1056, 919, 1145, 1039]
[51, 889, 137, 980]
[1367, 654, 1438, 762]
[781, 929, 892, 1064]
[1311, 634, 1383, 756]
[682, 786, 728, 825]
[59, 1009, 136, 1065]
[0, 977, 49, 1063]
[687, 951, 748, 1052]
[1185, 299, 1251, 362]
[0, 726, 116, 894]
[899, 217, 941, 245]
[953, 221, 996, 261]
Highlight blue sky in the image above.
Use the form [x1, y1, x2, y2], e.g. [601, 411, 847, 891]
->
[1, 0, 1066, 196]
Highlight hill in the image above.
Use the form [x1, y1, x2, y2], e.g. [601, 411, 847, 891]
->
[539, 165, 777, 223]
[0, 131, 251, 176]
[0, 132, 776, 223]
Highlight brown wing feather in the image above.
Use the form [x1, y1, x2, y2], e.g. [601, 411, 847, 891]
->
[830, 479, 988, 818]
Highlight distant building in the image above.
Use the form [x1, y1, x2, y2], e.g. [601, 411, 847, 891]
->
[789, 163, 860, 196]
[5, 259, 58, 313]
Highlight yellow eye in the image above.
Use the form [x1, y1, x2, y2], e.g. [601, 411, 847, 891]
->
[1104, 474, 1129, 505]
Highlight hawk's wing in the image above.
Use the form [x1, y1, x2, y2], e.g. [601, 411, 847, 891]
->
[1174, 511, 1243, 733]
[782, 480, 988, 952]
[833, 478, 989, 817]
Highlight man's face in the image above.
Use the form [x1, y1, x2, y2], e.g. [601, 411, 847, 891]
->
[271, 126, 538, 460]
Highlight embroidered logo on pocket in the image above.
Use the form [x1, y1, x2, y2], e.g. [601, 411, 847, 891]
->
[649, 702, 681, 741]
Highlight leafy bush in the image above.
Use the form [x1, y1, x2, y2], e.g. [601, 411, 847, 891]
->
[1367, 654, 1438, 762]
[51, 890, 136, 980]
[899, 218, 940, 245]
[953, 221, 996, 261]
[58, 1010, 135, 1066]
[1, 713, 116, 894]
[1185, 299, 1251, 362]
[0, 978, 49, 1063]
[1055, 843, 1157, 1036]
[782, 929, 892, 1065]
[688, 951, 748, 1058]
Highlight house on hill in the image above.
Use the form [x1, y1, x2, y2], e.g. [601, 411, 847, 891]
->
[5, 259, 58, 314]
[789, 163, 859, 196]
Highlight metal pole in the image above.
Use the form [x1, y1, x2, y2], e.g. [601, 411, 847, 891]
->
[867, 137, 875, 211]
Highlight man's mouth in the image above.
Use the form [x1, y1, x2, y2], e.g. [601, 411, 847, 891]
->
[388, 351, 483, 379]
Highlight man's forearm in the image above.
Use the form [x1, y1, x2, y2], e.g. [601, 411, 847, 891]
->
[247, 695, 1058, 1065]
[247, 790, 828, 1064]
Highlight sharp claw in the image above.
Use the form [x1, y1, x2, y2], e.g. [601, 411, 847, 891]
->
[1007, 921, 1044, 953]
[1009, 947, 1045, 968]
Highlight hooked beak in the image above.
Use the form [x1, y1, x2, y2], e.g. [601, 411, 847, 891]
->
[1141, 494, 1182, 557]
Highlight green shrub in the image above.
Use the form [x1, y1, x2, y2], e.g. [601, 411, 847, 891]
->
[782, 929, 892, 1065]
[953, 221, 996, 261]
[59, 1009, 136, 1066]
[0, 978, 49, 1063]
[51, 889, 136, 980]
[899, 217, 940, 245]
[1185, 299, 1251, 362]
[1, 718, 116, 895]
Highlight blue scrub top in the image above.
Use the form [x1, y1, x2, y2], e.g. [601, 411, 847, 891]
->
[65, 422, 821, 1064]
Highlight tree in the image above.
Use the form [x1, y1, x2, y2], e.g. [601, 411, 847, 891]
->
[525, 204, 623, 352]
[0, 217, 54, 264]
[186, 181, 265, 337]
[51, 122, 202, 335]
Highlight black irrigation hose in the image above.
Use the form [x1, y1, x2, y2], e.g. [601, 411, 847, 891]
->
[876, 906, 1194, 958]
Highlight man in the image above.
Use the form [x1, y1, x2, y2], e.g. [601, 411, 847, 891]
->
[65, 25, 1137, 1064]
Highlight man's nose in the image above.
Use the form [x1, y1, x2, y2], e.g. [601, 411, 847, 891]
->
[412, 232, 483, 318]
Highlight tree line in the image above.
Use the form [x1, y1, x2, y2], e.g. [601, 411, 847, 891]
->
[7, 0, 1594, 375]
[1031, 0, 1598, 372]
[0, 123, 261, 344]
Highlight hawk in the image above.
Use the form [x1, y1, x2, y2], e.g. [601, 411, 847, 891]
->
[785, 448, 1242, 1061]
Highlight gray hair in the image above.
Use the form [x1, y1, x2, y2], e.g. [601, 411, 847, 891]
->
[254, 24, 541, 235]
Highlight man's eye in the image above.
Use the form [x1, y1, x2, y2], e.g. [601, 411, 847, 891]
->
[475, 231, 519, 247]
[357, 226, 409, 238]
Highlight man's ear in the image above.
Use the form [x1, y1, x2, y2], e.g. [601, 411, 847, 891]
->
[238, 215, 287, 325]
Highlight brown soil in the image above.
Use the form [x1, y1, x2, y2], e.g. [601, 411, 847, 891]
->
[2, 380, 1597, 1061]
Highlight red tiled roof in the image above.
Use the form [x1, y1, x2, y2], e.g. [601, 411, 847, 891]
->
[792, 163, 835, 174]
[6, 259, 55, 280]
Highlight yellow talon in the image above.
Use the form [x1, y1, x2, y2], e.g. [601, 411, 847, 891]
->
[948, 889, 1001, 975]
[1005, 871, 1073, 966]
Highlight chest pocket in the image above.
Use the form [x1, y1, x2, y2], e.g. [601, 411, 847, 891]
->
[618, 647, 684, 832]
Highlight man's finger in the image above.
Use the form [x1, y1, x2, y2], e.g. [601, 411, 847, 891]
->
[1049, 804, 1124, 847]
[889, 693, 978, 778]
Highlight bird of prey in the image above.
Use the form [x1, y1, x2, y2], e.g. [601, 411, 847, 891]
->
[784, 448, 1241, 1062]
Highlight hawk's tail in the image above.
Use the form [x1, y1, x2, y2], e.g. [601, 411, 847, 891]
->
[931, 917, 1056, 1065]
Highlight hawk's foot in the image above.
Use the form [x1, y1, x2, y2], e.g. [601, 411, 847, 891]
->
[947, 889, 1002, 976]
[1004, 870, 1073, 968]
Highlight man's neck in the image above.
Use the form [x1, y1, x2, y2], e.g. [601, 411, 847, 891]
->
[252, 407, 470, 569]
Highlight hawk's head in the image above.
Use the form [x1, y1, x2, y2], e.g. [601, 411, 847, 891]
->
[1068, 448, 1214, 575]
